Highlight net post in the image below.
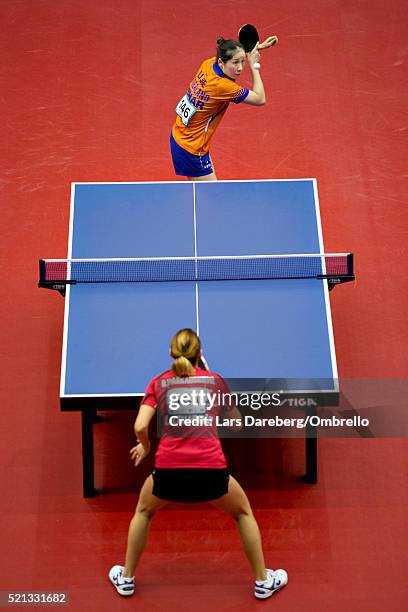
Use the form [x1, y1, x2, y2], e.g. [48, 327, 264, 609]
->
[347, 253, 354, 276]
[38, 259, 74, 296]
[38, 259, 46, 284]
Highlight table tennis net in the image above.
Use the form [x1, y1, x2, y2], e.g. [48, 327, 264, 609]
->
[39, 254, 354, 285]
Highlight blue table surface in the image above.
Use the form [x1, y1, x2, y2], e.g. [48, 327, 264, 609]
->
[62, 181, 337, 397]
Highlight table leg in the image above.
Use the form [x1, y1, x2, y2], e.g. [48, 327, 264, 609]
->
[81, 410, 96, 497]
[304, 406, 318, 483]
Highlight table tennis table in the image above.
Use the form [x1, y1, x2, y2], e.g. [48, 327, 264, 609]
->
[41, 180, 353, 496]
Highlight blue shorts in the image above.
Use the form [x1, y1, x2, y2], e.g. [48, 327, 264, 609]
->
[170, 132, 214, 177]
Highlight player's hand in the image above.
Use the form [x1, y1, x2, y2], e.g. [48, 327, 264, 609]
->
[130, 442, 150, 466]
[258, 35, 278, 50]
[247, 43, 261, 69]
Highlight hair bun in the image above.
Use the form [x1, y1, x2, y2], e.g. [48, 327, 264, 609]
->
[217, 37, 225, 46]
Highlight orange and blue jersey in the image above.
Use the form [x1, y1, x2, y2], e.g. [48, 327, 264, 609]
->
[172, 57, 249, 157]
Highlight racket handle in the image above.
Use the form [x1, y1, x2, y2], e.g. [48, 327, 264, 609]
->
[198, 355, 209, 370]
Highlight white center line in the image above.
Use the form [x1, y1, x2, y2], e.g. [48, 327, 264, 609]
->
[192, 183, 200, 335]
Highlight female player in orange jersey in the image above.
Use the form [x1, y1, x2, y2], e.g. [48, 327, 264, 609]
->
[170, 37, 274, 180]
[109, 328, 288, 599]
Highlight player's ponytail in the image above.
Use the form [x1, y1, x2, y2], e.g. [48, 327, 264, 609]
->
[170, 328, 201, 377]
[172, 355, 195, 377]
[216, 37, 244, 63]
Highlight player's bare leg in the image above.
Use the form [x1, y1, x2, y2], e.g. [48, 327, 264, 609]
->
[209, 475, 267, 581]
[123, 475, 168, 577]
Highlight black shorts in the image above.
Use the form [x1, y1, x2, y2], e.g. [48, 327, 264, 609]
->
[152, 468, 229, 503]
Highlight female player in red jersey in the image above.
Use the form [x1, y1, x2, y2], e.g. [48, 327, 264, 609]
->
[109, 328, 288, 600]
[171, 36, 273, 180]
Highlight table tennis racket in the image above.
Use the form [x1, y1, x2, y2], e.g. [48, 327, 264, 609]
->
[238, 23, 260, 53]
[238, 24, 278, 69]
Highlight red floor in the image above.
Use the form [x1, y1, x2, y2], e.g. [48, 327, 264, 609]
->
[1, 1, 407, 610]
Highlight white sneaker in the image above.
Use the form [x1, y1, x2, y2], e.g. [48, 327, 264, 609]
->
[254, 568, 288, 599]
[108, 565, 135, 596]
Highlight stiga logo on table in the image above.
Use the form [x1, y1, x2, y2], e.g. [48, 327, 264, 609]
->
[280, 397, 318, 408]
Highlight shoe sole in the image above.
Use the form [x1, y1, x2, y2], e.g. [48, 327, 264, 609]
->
[254, 585, 285, 599]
